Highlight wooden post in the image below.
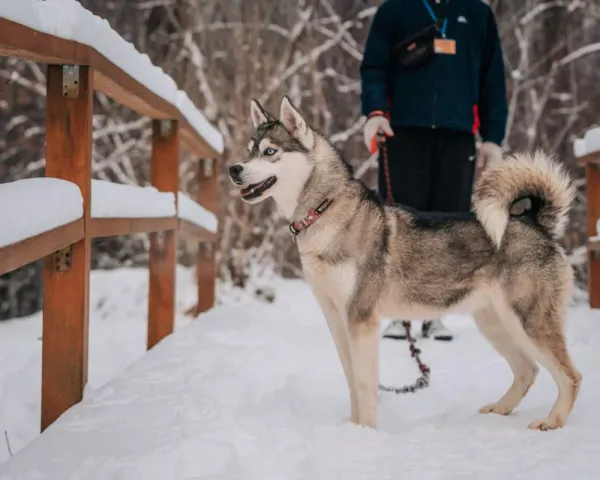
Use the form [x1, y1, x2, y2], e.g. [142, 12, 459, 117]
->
[42, 65, 93, 430]
[148, 119, 179, 349]
[196, 158, 218, 313]
[586, 162, 600, 308]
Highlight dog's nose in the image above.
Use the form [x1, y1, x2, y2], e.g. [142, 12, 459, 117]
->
[229, 164, 244, 183]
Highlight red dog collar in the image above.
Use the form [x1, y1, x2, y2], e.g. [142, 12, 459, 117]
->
[289, 198, 333, 241]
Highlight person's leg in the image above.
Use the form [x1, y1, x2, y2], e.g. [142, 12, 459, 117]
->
[428, 128, 476, 213]
[421, 129, 477, 340]
[378, 127, 433, 340]
[377, 126, 432, 207]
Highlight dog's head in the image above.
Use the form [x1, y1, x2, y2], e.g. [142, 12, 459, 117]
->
[229, 96, 315, 207]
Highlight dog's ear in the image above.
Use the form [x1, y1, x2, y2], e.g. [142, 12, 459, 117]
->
[280, 96, 306, 134]
[280, 96, 314, 148]
[250, 99, 273, 128]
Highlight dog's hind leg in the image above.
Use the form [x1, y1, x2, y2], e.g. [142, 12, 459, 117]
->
[519, 312, 581, 431]
[474, 307, 539, 416]
[347, 316, 380, 428]
[492, 297, 582, 430]
[312, 292, 358, 423]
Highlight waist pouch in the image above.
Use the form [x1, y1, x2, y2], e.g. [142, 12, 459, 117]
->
[392, 23, 440, 68]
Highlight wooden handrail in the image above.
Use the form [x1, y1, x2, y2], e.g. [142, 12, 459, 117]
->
[178, 219, 218, 243]
[0, 219, 84, 276]
[0, 17, 220, 159]
[0, 13, 221, 431]
[0, 214, 211, 276]
[90, 217, 178, 238]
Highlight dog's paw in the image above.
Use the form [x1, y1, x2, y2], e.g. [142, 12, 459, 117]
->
[527, 417, 564, 431]
[479, 403, 513, 416]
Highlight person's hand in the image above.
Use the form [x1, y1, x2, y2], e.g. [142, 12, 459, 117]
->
[363, 114, 394, 154]
[476, 141, 503, 172]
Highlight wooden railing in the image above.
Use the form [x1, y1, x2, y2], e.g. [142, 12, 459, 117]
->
[0, 18, 220, 430]
[578, 151, 600, 308]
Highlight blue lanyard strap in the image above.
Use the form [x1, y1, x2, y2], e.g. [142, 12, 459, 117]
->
[422, 0, 449, 38]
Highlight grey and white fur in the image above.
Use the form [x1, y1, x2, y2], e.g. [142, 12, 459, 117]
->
[229, 96, 582, 431]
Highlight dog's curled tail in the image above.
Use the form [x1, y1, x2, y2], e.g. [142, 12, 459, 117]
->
[473, 150, 575, 248]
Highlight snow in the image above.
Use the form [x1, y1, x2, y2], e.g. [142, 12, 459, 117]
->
[0, 266, 199, 466]
[573, 138, 586, 157]
[0, 0, 223, 155]
[177, 192, 218, 233]
[91, 180, 176, 218]
[573, 126, 600, 157]
[1, 275, 600, 479]
[0, 178, 82, 249]
[176, 92, 224, 156]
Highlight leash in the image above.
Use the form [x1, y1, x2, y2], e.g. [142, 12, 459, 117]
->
[377, 134, 431, 395]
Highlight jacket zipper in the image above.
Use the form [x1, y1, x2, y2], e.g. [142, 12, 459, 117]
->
[432, 77, 437, 129]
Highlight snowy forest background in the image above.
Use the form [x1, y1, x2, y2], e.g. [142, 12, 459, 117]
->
[0, 0, 599, 319]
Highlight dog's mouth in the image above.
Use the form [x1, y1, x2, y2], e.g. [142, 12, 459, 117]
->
[240, 176, 277, 200]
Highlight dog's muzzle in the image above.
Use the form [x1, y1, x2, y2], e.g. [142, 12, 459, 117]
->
[229, 164, 244, 185]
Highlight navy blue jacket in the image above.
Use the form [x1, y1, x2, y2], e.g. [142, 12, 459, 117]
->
[360, 0, 508, 145]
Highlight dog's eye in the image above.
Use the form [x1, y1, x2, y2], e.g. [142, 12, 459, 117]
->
[264, 148, 277, 156]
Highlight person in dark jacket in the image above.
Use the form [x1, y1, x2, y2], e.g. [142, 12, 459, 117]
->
[360, 0, 508, 341]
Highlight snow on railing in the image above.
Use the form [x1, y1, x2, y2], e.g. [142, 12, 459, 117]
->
[573, 126, 600, 158]
[178, 192, 218, 234]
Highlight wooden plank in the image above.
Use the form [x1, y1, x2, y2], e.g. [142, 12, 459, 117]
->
[0, 219, 84, 276]
[178, 219, 216, 243]
[586, 163, 600, 308]
[0, 18, 219, 159]
[90, 217, 177, 238]
[197, 159, 219, 216]
[0, 19, 90, 65]
[195, 242, 216, 315]
[147, 120, 179, 349]
[196, 159, 219, 315]
[41, 65, 93, 431]
[577, 151, 600, 168]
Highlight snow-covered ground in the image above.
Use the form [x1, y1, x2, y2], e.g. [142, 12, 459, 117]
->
[0, 270, 599, 479]
[0, 267, 200, 465]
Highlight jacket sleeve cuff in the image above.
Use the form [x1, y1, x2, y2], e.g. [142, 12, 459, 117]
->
[368, 110, 390, 121]
[480, 125, 505, 147]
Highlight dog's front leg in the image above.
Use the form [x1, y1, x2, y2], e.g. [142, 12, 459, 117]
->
[347, 316, 380, 428]
[313, 292, 358, 423]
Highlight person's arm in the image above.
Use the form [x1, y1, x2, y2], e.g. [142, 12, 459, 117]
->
[360, 1, 398, 117]
[477, 6, 508, 147]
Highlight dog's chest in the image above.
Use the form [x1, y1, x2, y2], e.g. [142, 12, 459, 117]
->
[302, 256, 357, 313]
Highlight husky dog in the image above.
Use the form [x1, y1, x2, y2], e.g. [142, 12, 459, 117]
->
[229, 96, 582, 431]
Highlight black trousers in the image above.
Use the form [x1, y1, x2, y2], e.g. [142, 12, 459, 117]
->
[378, 126, 476, 213]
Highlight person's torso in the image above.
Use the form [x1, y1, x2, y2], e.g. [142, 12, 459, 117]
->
[386, 0, 490, 132]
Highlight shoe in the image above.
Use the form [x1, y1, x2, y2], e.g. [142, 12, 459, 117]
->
[422, 319, 453, 341]
[382, 320, 409, 340]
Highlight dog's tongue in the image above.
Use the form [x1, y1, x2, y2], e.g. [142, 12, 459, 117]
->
[241, 179, 266, 196]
